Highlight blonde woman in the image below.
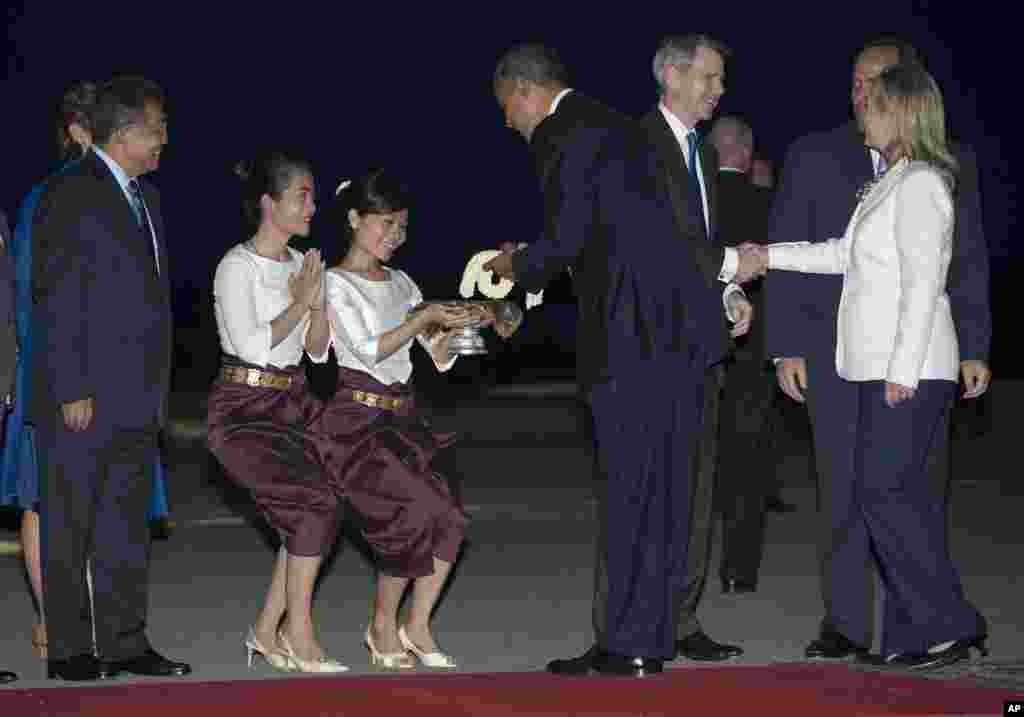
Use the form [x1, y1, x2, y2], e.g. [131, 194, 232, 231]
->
[744, 63, 986, 669]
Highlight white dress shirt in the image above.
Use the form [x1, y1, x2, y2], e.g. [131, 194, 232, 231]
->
[767, 160, 958, 389]
[92, 146, 161, 275]
[213, 244, 328, 368]
[325, 268, 455, 386]
[657, 105, 744, 317]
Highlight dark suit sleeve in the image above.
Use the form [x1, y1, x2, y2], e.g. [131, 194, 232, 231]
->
[762, 140, 817, 359]
[32, 180, 97, 405]
[947, 146, 991, 361]
[510, 127, 610, 293]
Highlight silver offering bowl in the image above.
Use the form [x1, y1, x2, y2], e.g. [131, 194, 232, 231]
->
[411, 300, 524, 356]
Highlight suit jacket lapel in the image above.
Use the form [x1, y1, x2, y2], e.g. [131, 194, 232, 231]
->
[643, 111, 706, 241]
[850, 158, 910, 232]
[85, 153, 165, 282]
[85, 152, 139, 232]
[139, 180, 168, 284]
[643, 109, 724, 288]
[698, 141, 718, 241]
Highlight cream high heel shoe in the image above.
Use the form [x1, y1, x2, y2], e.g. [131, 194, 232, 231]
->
[244, 627, 295, 672]
[398, 626, 457, 668]
[278, 631, 349, 674]
[365, 627, 414, 670]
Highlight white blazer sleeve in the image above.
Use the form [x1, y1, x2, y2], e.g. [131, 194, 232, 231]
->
[886, 170, 953, 388]
[214, 254, 272, 366]
[767, 238, 845, 275]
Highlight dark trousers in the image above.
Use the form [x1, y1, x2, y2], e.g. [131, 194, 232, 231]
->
[833, 380, 982, 655]
[589, 362, 719, 657]
[803, 357, 972, 647]
[716, 354, 776, 583]
[39, 415, 155, 661]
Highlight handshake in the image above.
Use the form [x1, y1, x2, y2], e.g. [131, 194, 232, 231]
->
[735, 242, 769, 284]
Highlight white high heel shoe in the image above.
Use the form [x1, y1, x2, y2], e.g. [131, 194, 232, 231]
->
[244, 627, 295, 672]
[278, 631, 349, 674]
[365, 627, 414, 670]
[398, 626, 457, 669]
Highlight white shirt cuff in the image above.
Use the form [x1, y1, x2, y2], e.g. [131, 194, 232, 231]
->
[719, 247, 739, 283]
[722, 283, 745, 321]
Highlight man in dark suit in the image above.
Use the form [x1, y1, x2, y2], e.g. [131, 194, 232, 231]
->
[488, 37, 756, 676]
[32, 76, 190, 681]
[1, 210, 18, 685]
[763, 39, 991, 659]
[707, 116, 776, 594]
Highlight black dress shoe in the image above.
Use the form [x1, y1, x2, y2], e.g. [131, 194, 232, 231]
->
[721, 577, 757, 594]
[0, 670, 17, 684]
[805, 630, 868, 659]
[867, 636, 988, 671]
[765, 496, 797, 513]
[676, 631, 743, 661]
[546, 645, 600, 675]
[48, 654, 120, 681]
[592, 649, 663, 677]
[114, 649, 191, 677]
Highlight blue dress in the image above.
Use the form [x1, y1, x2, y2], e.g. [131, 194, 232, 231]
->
[0, 164, 169, 520]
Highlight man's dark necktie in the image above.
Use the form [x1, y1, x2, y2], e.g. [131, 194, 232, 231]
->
[128, 179, 159, 274]
[686, 129, 708, 236]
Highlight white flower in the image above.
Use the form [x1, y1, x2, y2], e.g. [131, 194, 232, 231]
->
[459, 250, 514, 299]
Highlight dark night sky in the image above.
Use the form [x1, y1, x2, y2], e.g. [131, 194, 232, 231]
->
[4, 2, 1017, 377]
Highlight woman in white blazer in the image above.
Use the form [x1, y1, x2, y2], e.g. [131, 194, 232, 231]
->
[747, 63, 986, 669]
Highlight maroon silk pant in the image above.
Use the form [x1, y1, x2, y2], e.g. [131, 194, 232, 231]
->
[315, 367, 466, 578]
[207, 362, 341, 557]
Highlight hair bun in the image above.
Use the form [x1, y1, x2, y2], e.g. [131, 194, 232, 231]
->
[233, 159, 253, 182]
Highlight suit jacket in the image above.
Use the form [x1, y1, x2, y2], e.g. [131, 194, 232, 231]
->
[764, 121, 990, 366]
[770, 160, 958, 389]
[715, 170, 771, 362]
[509, 91, 629, 387]
[513, 101, 732, 387]
[0, 211, 15, 400]
[31, 150, 173, 429]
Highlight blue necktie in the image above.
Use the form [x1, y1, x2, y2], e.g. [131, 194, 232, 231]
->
[128, 179, 159, 274]
[686, 129, 707, 234]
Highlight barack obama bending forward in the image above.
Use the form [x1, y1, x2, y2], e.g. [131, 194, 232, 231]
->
[32, 77, 189, 681]
[488, 37, 756, 676]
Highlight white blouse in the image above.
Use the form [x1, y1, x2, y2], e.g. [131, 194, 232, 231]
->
[767, 160, 958, 388]
[325, 267, 455, 386]
[213, 244, 329, 368]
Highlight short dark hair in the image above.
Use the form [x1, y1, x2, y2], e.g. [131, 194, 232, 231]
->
[234, 148, 314, 227]
[493, 43, 570, 90]
[91, 75, 165, 147]
[858, 36, 921, 66]
[334, 168, 411, 244]
[55, 80, 97, 161]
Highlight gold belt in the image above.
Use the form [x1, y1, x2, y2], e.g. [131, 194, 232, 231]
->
[220, 366, 292, 390]
[351, 390, 404, 411]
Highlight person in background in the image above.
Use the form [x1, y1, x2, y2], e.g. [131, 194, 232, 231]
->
[2, 80, 169, 665]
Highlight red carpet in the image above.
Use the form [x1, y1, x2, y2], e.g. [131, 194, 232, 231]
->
[0, 664, 1018, 717]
